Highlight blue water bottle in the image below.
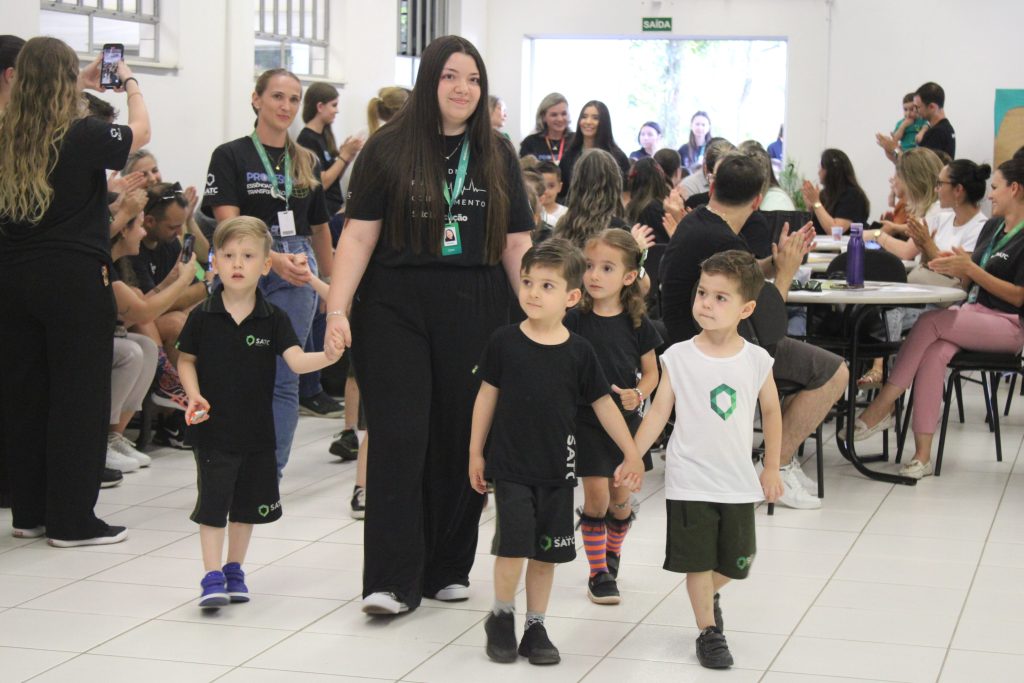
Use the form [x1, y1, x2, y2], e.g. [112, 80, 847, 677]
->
[846, 223, 865, 289]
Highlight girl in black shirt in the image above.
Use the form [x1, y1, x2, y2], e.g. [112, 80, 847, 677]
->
[559, 100, 630, 202]
[801, 148, 870, 234]
[0, 37, 149, 545]
[677, 111, 711, 172]
[325, 36, 534, 615]
[629, 120, 663, 161]
[518, 92, 574, 164]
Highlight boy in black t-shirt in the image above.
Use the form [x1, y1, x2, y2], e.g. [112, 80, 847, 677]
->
[469, 239, 643, 666]
[177, 217, 343, 609]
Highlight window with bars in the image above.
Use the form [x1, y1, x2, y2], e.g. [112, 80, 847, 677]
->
[254, 0, 329, 78]
[397, 0, 448, 58]
[40, 0, 160, 61]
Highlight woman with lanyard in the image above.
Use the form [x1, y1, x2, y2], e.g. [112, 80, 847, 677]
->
[203, 68, 331, 477]
[519, 92, 573, 164]
[854, 158, 1024, 479]
[0, 37, 149, 545]
[324, 35, 533, 615]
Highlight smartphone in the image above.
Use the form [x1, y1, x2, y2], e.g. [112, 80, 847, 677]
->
[100, 43, 124, 89]
[180, 234, 195, 263]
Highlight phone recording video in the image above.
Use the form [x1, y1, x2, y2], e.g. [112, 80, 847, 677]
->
[100, 43, 124, 89]
[180, 234, 196, 263]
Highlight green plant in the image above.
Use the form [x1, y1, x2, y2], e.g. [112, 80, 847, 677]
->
[778, 157, 806, 210]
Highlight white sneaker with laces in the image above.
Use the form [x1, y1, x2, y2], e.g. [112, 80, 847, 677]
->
[433, 584, 469, 601]
[362, 591, 409, 615]
[776, 464, 822, 509]
[105, 447, 140, 473]
[108, 432, 151, 468]
[898, 459, 934, 479]
[787, 459, 817, 493]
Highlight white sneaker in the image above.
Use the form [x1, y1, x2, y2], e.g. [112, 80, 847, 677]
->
[12, 526, 45, 538]
[786, 460, 817, 493]
[776, 465, 822, 509]
[432, 584, 469, 601]
[105, 447, 140, 473]
[898, 459, 934, 479]
[107, 432, 152, 468]
[362, 592, 410, 615]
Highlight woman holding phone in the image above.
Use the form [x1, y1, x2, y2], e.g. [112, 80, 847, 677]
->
[0, 37, 150, 546]
[325, 35, 533, 614]
[203, 68, 332, 477]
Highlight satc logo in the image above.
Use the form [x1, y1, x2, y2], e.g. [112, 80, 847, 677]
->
[246, 335, 271, 348]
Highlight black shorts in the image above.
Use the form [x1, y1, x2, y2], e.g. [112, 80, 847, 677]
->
[576, 410, 651, 477]
[491, 480, 576, 563]
[191, 446, 282, 527]
[664, 500, 756, 580]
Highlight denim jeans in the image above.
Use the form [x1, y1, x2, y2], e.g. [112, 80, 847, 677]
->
[260, 235, 318, 475]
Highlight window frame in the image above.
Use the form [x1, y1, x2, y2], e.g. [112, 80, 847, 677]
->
[40, 0, 161, 63]
[254, 0, 330, 79]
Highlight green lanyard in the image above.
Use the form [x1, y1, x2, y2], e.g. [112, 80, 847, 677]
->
[441, 137, 470, 221]
[250, 131, 292, 206]
[969, 219, 1024, 303]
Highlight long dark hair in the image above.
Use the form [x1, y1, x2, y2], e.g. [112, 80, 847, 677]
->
[688, 110, 712, 150]
[625, 157, 668, 224]
[302, 81, 339, 156]
[355, 35, 510, 263]
[565, 100, 624, 161]
[819, 148, 869, 217]
[555, 149, 623, 247]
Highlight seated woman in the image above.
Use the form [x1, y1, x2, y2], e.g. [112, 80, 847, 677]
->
[854, 158, 1024, 479]
[801, 148, 870, 234]
[629, 121, 662, 161]
[876, 147, 945, 244]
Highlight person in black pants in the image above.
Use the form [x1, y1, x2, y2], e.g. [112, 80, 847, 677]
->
[324, 35, 534, 614]
[0, 37, 150, 545]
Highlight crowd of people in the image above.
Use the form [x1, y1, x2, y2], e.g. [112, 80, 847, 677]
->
[2, 29, 1024, 672]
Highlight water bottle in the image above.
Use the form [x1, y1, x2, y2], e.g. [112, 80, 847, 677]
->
[846, 223, 865, 289]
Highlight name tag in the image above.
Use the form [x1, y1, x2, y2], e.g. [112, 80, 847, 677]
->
[442, 222, 462, 256]
[278, 210, 296, 237]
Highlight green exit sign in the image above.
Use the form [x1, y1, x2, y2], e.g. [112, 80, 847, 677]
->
[642, 17, 672, 31]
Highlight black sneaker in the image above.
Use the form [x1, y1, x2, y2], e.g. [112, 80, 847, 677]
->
[484, 611, 517, 663]
[299, 391, 344, 418]
[329, 429, 359, 461]
[713, 592, 724, 632]
[587, 571, 621, 605]
[100, 467, 123, 488]
[47, 525, 128, 548]
[606, 551, 620, 579]
[350, 485, 365, 519]
[152, 413, 191, 450]
[695, 626, 733, 669]
[518, 621, 560, 665]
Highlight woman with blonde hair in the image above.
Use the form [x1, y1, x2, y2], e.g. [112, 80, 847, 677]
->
[519, 92, 574, 163]
[367, 86, 410, 136]
[0, 36, 149, 546]
[203, 68, 332, 477]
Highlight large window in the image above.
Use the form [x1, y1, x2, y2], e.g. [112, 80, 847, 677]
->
[397, 0, 447, 57]
[254, 0, 329, 78]
[40, 0, 160, 61]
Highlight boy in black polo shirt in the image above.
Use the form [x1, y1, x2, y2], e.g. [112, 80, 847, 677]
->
[469, 239, 644, 665]
[177, 216, 342, 609]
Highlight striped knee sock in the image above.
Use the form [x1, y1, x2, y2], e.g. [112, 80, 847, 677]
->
[606, 513, 633, 557]
[579, 514, 607, 577]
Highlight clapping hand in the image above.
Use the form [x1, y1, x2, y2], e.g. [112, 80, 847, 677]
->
[630, 223, 656, 250]
[929, 246, 974, 278]
[801, 180, 821, 207]
[905, 215, 934, 248]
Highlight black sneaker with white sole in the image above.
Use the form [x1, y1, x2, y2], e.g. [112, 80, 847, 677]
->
[696, 626, 734, 669]
[299, 391, 344, 418]
[329, 429, 359, 460]
[152, 413, 191, 450]
[350, 485, 365, 519]
[484, 611, 517, 663]
[47, 525, 128, 548]
[587, 572, 621, 604]
[100, 467, 123, 488]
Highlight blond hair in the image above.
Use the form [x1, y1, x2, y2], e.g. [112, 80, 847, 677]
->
[367, 86, 409, 135]
[214, 216, 273, 255]
[0, 37, 81, 224]
[253, 69, 320, 192]
[897, 147, 943, 218]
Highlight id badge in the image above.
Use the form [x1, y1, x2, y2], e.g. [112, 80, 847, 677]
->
[441, 222, 462, 256]
[277, 210, 297, 237]
[967, 284, 979, 304]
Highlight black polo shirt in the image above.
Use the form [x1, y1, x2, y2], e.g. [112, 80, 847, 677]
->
[176, 289, 300, 452]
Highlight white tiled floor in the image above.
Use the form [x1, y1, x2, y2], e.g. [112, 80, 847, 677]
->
[4, 390, 1024, 682]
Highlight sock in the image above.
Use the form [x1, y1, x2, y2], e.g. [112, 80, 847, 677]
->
[605, 511, 634, 557]
[579, 513, 607, 577]
[525, 611, 545, 628]
[492, 599, 514, 616]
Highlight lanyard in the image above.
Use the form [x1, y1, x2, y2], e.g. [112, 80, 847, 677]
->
[546, 136, 564, 163]
[979, 219, 1024, 269]
[250, 131, 292, 206]
[442, 136, 470, 220]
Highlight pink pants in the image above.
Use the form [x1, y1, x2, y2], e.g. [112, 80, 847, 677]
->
[889, 303, 1024, 434]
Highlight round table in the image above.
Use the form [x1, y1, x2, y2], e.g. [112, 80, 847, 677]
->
[806, 253, 916, 274]
[811, 236, 849, 252]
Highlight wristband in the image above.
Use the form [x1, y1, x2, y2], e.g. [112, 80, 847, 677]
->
[123, 77, 139, 88]
[326, 310, 346, 318]
[635, 387, 644, 403]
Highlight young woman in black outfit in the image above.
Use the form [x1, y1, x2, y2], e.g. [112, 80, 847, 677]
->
[325, 35, 534, 615]
[559, 100, 630, 202]
[0, 37, 150, 546]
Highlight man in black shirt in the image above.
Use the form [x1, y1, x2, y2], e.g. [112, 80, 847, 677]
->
[660, 154, 848, 510]
[914, 82, 955, 159]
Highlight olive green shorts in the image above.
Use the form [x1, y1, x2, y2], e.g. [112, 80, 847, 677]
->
[664, 500, 756, 579]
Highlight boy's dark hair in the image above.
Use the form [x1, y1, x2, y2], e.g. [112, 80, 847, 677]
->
[700, 249, 764, 303]
[916, 82, 945, 109]
[521, 237, 586, 290]
[711, 153, 764, 206]
[653, 148, 681, 179]
[902, 92, 915, 104]
[536, 160, 561, 180]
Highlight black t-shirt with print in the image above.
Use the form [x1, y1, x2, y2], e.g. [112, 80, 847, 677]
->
[297, 127, 344, 214]
[203, 136, 330, 238]
[477, 324, 608, 487]
[519, 132, 574, 164]
[813, 186, 869, 234]
[129, 239, 181, 293]
[346, 132, 534, 268]
[920, 118, 956, 159]
[660, 206, 749, 344]
[564, 309, 662, 416]
[971, 217, 1024, 315]
[0, 117, 132, 266]
[176, 289, 300, 452]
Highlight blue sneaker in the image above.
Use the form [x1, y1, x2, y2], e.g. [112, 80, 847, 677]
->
[199, 570, 229, 608]
[223, 562, 250, 603]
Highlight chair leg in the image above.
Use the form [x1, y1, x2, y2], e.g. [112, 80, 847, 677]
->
[955, 374, 965, 424]
[991, 373, 1003, 462]
[896, 385, 914, 464]
[982, 373, 995, 431]
[935, 372, 957, 477]
[1006, 372, 1018, 417]
[815, 424, 824, 499]
[767, 502, 774, 515]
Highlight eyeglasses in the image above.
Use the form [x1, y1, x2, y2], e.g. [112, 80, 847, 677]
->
[935, 180, 954, 188]
[791, 279, 822, 292]
[144, 182, 185, 214]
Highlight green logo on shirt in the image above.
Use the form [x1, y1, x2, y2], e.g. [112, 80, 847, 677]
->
[710, 384, 737, 421]
[539, 535, 553, 552]
[246, 335, 256, 347]
[245, 335, 271, 348]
